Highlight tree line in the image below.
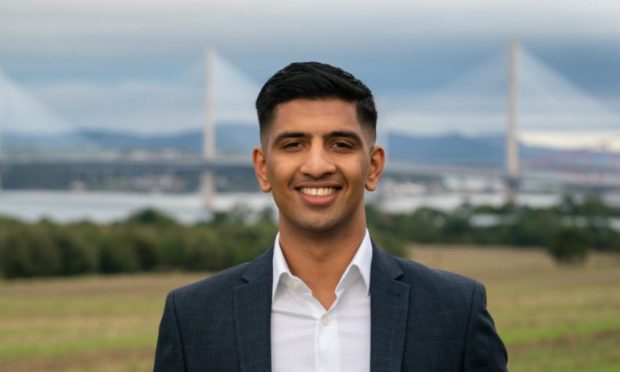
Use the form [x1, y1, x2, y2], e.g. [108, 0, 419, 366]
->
[1, 196, 618, 279]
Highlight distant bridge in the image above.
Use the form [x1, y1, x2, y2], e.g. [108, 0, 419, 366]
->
[3, 42, 620, 205]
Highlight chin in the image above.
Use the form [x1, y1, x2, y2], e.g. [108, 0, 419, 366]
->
[295, 217, 349, 235]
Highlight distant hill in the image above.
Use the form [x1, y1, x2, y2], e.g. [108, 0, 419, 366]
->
[78, 124, 261, 155]
[4, 123, 260, 155]
[388, 132, 504, 166]
[4, 131, 95, 150]
[387, 132, 570, 167]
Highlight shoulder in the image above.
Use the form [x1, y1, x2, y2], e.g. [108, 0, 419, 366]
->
[394, 254, 480, 289]
[170, 261, 250, 302]
[167, 247, 273, 309]
[373, 249, 507, 368]
[374, 246, 480, 289]
[373, 248, 484, 308]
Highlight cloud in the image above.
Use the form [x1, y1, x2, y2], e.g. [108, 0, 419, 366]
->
[2, 0, 620, 64]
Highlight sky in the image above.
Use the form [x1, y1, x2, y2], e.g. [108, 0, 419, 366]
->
[1, 0, 620, 148]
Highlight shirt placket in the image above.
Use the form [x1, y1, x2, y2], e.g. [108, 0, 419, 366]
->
[287, 275, 341, 372]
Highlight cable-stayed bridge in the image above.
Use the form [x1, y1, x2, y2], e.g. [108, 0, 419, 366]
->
[2, 43, 620, 207]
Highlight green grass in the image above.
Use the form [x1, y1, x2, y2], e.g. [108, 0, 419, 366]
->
[1, 247, 619, 371]
[411, 245, 620, 372]
[0, 274, 205, 371]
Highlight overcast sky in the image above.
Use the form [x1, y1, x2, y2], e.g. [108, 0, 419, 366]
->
[1, 0, 619, 138]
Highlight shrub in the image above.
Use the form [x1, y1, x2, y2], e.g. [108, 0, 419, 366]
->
[548, 227, 590, 264]
[124, 208, 179, 228]
[368, 227, 406, 257]
[98, 232, 141, 273]
[0, 227, 62, 278]
[407, 208, 443, 243]
[125, 227, 164, 271]
[509, 209, 560, 247]
[52, 227, 99, 275]
[184, 227, 229, 271]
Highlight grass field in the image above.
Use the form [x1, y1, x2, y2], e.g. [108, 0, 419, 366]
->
[1, 246, 619, 371]
[411, 246, 620, 371]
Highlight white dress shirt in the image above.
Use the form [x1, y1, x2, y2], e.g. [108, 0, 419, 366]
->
[271, 230, 372, 372]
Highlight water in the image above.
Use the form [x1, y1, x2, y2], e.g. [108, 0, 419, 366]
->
[0, 190, 569, 224]
[0, 191, 276, 224]
[380, 192, 561, 213]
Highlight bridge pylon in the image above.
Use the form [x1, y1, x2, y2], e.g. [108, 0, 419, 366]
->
[505, 40, 521, 203]
[201, 48, 216, 209]
[0, 128, 3, 193]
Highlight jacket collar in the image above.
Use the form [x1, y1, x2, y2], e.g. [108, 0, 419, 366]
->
[271, 230, 373, 300]
[233, 243, 410, 372]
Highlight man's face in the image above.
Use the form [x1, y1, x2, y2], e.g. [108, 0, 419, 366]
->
[253, 98, 384, 236]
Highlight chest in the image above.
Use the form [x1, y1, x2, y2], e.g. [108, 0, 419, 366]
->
[271, 279, 371, 372]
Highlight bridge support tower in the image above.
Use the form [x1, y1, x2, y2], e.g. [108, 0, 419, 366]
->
[506, 40, 521, 203]
[202, 49, 216, 209]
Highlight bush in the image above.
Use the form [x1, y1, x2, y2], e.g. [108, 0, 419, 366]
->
[184, 227, 228, 271]
[125, 228, 165, 271]
[52, 227, 99, 275]
[2, 199, 618, 279]
[548, 227, 590, 264]
[368, 227, 406, 257]
[99, 232, 141, 273]
[407, 208, 443, 243]
[441, 214, 472, 243]
[0, 227, 62, 278]
[509, 209, 561, 247]
[155, 229, 188, 269]
[124, 208, 179, 228]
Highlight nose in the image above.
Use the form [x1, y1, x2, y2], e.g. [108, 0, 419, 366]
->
[299, 143, 336, 178]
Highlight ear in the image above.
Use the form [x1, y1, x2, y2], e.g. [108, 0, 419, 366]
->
[365, 145, 385, 192]
[252, 147, 272, 192]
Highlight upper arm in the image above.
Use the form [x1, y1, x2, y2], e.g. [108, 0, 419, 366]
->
[462, 283, 508, 372]
[154, 291, 187, 372]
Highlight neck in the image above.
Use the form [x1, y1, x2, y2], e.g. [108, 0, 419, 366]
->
[277, 217, 367, 309]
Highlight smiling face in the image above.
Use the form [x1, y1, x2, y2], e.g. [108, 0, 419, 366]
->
[253, 98, 385, 237]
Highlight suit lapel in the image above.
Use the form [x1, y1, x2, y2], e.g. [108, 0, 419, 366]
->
[234, 249, 273, 372]
[370, 245, 410, 372]
[231, 245, 411, 372]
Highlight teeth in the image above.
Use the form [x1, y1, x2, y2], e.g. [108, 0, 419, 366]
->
[300, 187, 336, 196]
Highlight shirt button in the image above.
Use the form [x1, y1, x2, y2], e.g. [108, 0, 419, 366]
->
[321, 315, 330, 326]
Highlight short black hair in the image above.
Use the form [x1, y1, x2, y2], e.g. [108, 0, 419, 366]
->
[255, 62, 377, 143]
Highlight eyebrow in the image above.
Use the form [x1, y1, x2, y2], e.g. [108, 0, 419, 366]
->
[272, 131, 306, 145]
[327, 131, 363, 143]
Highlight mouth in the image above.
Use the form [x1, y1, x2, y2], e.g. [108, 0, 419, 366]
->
[296, 185, 341, 206]
[299, 187, 337, 196]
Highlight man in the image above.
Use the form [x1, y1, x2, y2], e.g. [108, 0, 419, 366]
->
[154, 62, 508, 371]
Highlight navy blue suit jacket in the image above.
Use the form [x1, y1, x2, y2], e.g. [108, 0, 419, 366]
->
[154, 245, 508, 371]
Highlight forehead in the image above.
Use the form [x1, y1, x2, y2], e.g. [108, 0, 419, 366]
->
[268, 98, 361, 136]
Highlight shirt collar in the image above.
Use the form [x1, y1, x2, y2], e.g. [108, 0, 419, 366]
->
[271, 229, 373, 301]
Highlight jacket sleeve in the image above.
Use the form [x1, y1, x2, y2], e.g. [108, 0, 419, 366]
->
[463, 282, 508, 372]
[154, 291, 186, 372]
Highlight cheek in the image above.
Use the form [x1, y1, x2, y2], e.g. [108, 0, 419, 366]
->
[267, 161, 295, 188]
[344, 160, 369, 186]
[356, 156, 371, 177]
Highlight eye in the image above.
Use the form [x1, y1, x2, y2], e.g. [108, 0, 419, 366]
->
[281, 141, 303, 150]
[331, 140, 355, 150]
